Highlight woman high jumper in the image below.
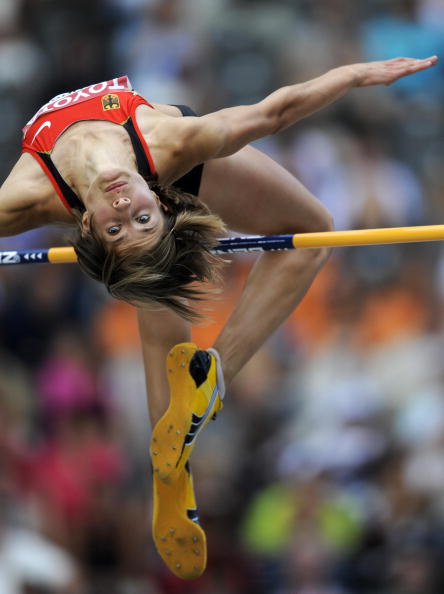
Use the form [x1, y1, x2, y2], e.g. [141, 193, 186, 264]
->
[1, 55, 437, 578]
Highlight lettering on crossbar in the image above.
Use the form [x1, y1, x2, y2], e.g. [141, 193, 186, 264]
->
[0, 251, 20, 264]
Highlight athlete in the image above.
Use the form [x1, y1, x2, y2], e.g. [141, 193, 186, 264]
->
[1, 56, 437, 579]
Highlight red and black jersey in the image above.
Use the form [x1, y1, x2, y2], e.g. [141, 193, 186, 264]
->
[22, 76, 157, 214]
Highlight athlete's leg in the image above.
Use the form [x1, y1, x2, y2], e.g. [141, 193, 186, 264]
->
[199, 144, 333, 384]
[150, 144, 332, 484]
[137, 307, 190, 425]
[141, 144, 330, 421]
[146, 143, 331, 577]
[138, 309, 210, 580]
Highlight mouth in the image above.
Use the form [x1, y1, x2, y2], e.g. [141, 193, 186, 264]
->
[105, 181, 128, 193]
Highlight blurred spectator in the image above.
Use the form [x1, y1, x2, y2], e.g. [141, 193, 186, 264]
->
[361, 0, 444, 103]
[289, 124, 425, 232]
[36, 328, 100, 421]
[111, 0, 204, 105]
[0, 521, 81, 594]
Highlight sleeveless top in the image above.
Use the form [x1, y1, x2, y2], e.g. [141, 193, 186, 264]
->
[22, 76, 171, 214]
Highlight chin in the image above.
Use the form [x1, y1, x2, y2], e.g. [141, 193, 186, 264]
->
[98, 168, 126, 182]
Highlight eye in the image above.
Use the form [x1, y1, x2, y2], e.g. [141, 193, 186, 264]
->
[107, 225, 121, 235]
[136, 215, 150, 224]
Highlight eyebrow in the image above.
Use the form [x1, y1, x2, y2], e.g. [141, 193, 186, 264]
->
[106, 227, 158, 245]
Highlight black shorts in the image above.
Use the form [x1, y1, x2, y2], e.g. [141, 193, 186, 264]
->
[171, 104, 204, 197]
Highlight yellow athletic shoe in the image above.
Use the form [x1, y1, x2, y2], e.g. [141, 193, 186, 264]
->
[150, 342, 224, 485]
[152, 462, 207, 580]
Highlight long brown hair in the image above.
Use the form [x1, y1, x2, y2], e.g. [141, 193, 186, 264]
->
[70, 183, 226, 322]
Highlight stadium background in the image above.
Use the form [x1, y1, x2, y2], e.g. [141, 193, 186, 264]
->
[1, 0, 444, 592]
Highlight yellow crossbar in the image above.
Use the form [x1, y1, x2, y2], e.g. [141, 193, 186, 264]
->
[292, 225, 444, 248]
[37, 225, 444, 264]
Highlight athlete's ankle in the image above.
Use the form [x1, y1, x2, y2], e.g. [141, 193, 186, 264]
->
[206, 347, 226, 399]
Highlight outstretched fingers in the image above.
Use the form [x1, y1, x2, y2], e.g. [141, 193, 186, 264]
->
[355, 55, 438, 87]
[388, 55, 438, 84]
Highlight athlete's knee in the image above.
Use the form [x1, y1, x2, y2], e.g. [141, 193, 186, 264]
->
[298, 204, 334, 264]
[281, 217, 334, 276]
[274, 244, 327, 284]
[282, 195, 334, 238]
[298, 244, 331, 274]
[306, 203, 334, 265]
[321, 205, 334, 233]
[305, 201, 334, 235]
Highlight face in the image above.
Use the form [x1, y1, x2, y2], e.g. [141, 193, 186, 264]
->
[82, 169, 166, 247]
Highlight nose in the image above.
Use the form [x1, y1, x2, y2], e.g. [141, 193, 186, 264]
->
[112, 196, 131, 210]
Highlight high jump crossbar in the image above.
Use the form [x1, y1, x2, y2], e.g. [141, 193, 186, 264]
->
[1, 224, 444, 265]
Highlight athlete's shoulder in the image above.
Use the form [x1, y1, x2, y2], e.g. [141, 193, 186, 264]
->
[0, 154, 62, 234]
[4, 154, 56, 205]
[149, 103, 186, 117]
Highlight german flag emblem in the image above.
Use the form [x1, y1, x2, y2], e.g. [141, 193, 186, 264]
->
[102, 94, 120, 110]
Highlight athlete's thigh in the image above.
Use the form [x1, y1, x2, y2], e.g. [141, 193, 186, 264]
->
[198, 145, 331, 235]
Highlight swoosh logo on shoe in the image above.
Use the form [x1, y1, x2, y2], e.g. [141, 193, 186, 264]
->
[31, 121, 51, 145]
[183, 386, 220, 448]
[184, 412, 205, 447]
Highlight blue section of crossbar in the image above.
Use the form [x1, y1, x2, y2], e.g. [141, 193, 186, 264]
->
[0, 249, 50, 265]
[0, 234, 296, 265]
[213, 234, 294, 253]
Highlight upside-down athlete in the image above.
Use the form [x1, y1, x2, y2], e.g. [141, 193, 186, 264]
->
[0, 55, 437, 578]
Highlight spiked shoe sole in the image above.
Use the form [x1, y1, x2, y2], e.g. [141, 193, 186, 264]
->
[150, 343, 221, 485]
[152, 464, 207, 580]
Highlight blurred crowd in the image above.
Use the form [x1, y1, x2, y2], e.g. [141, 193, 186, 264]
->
[1, 0, 444, 592]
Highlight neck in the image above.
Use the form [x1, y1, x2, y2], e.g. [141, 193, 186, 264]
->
[53, 121, 138, 202]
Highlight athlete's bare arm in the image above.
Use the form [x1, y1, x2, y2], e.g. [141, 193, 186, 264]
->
[150, 56, 437, 184]
[0, 153, 69, 235]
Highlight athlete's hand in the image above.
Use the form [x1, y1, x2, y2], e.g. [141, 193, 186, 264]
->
[347, 56, 438, 87]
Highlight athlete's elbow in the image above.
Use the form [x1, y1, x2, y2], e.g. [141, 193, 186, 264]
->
[260, 88, 296, 135]
[255, 101, 281, 136]
[270, 114, 286, 136]
[319, 207, 334, 233]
